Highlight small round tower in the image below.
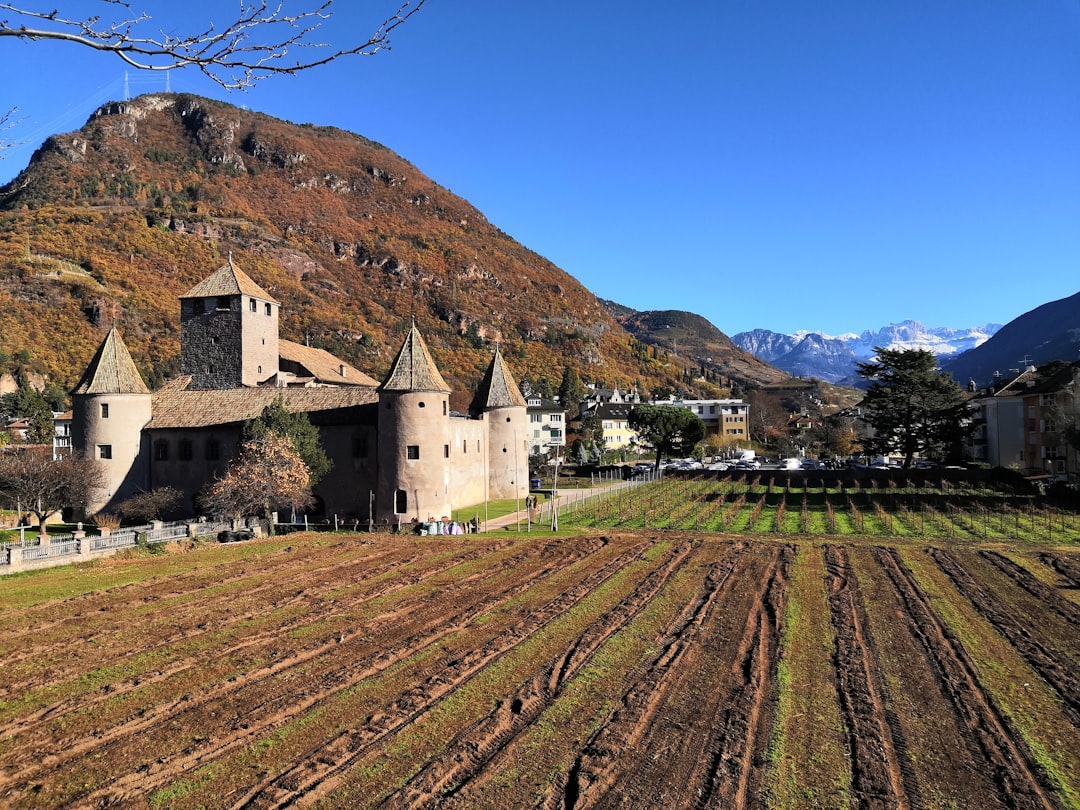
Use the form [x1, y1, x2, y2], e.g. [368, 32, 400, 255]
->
[376, 324, 453, 526]
[471, 346, 528, 501]
[70, 327, 152, 515]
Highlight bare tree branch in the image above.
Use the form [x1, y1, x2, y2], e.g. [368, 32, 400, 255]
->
[0, 1, 426, 89]
[0, 106, 24, 156]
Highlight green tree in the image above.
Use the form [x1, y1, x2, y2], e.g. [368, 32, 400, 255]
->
[1, 383, 55, 444]
[558, 366, 585, 419]
[856, 348, 971, 468]
[628, 405, 706, 470]
[244, 398, 332, 484]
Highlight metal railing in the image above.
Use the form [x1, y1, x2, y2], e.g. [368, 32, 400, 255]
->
[0, 519, 231, 568]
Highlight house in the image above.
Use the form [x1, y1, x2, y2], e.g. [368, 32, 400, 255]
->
[591, 402, 638, 453]
[969, 361, 1079, 481]
[52, 410, 72, 458]
[648, 398, 750, 440]
[525, 396, 566, 456]
[71, 258, 529, 524]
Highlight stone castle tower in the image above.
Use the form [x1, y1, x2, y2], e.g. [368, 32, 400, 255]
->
[376, 323, 454, 524]
[70, 326, 152, 514]
[180, 256, 280, 389]
[470, 346, 528, 500]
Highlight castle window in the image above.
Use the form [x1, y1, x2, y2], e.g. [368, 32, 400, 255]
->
[202, 299, 212, 314]
[418, 401, 426, 409]
[216, 296, 231, 311]
[249, 298, 257, 313]
[205, 439, 220, 460]
[154, 440, 169, 461]
[257, 365, 262, 374]
[407, 445, 420, 460]
[463, 440, 467, 453]
[98, 444, 112, 460]
[444, 444, 449, 458]
[179, 439, 193, 461]
[265, 303, 272, 316]
[352, 436, 368, 458]
[394, 489, 408, 514]
[100, 403, 109, 418]
[443, 401, 447, 415]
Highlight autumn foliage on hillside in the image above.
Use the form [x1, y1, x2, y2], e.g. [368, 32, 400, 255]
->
[0, 94, 756, 398]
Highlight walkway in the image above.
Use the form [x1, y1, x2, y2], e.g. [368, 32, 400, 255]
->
[480, 480, 637, 532]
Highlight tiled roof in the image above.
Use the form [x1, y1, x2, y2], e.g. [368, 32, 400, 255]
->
[70, 327, 151, 396]
[147, 380, 377, 429]
[379, 325, 451, 393]
[180, 255, 279, 303]
[278, 339, 378, 386]
[470, 347, 526, 412]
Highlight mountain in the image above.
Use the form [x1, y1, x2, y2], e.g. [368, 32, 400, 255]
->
[599, 304, 791, 388]
[0, 93, 773, 403]
[941, 290, 1080, 386]
[732, 320, 1001, 385]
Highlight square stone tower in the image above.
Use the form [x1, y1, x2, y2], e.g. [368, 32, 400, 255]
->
[180, 256, 279, 389]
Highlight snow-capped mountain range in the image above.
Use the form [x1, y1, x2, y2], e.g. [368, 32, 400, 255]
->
[732, 320, 1002, 385]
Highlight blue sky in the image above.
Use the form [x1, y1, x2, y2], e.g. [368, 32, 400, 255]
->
[1, 1, 1078, 337]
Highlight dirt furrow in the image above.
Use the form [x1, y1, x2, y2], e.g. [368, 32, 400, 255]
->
[386, 540, 706, 808]
[3, 538, 606, 806]
[695, 544, 790, 809]
[74, 541, 613, 809]
[550, 544, 790, 810]
[1037, 552, 1080, 589]
[546, 545, 748, 810]
[0, 541, 431, 698]
[0, 546, 479, 732]
[979, 551, 1080, 625]
[0, 537, 552, 751]
[0, 538, 395, 648]
[929, 548, 1080, 727]
[824, 544, 915, 810]
[874, 547, 1058, 810]
[227, 539, 662, 809]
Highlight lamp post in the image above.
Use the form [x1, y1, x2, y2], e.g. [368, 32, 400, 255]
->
[550, 444, 560, 532]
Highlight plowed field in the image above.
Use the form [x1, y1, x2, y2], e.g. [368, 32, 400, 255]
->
[1, 531, 1078, 809]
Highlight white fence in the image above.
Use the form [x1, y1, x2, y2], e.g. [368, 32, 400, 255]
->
[0, 519, 232, 571]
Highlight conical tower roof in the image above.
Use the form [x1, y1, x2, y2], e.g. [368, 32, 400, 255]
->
[71, 327, 150, 395]
[380, 324, 451, 393]
[470, 346, 527, 413]
[180, 254, 278, 303]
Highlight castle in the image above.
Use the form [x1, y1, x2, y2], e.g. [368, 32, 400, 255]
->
[70, 258, 529, 525]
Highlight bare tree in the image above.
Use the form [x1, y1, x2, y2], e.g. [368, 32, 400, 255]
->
[0, 1, 427, 89]
[0, 447, 106, 538]
[0, 106, 21, 154]
[199, 432, 313, 529]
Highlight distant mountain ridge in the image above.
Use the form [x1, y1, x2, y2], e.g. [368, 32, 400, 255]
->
[941, 290, 1080, 386]
[733, 320, 1002, 385]
[599, 303, 791, 387]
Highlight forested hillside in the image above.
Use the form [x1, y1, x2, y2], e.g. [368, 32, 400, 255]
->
[0, 94, 786, 403]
